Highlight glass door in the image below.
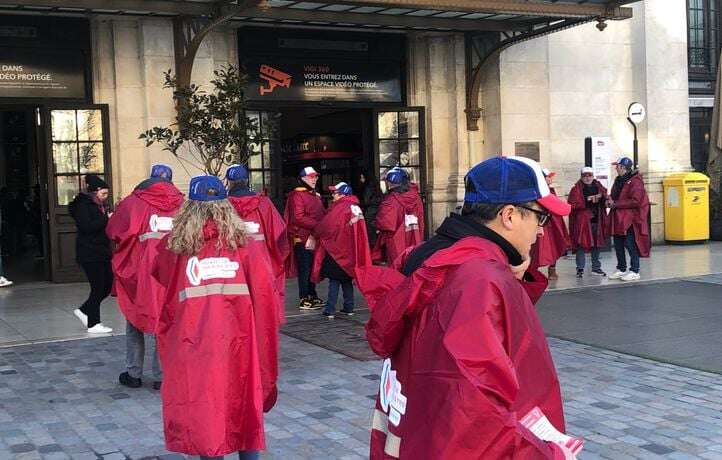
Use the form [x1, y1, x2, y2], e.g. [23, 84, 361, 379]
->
[43, 105, 111, 282]
[373, 107, 427, 234]
[246, 110, 281, 208]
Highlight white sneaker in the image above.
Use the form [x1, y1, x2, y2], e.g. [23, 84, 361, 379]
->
[621, 271, 641, 281]
[608, 271, 626, 280]
[87, 323, 112, 334]
[0, 277, 12, 287]
[73, 309, 88, 327]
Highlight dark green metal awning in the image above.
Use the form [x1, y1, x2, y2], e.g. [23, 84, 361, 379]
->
[0, 0, 635, 32]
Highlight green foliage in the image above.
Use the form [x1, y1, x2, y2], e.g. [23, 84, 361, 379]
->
[139, 66, 260, 176]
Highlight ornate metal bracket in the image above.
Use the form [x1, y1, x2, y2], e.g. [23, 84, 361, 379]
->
[464, 18, 591, 131]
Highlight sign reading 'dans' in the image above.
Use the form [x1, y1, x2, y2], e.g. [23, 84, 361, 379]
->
[244, 58, 402, 103]
[0, 49, 86, 99]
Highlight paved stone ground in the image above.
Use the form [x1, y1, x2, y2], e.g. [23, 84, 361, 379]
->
[1, 334, 722, 459]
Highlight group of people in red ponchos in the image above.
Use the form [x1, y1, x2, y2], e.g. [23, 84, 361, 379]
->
[103, 162, 424, 459]
[282, 165, 424, 318]
[531, 156, 651, 282]
[98, 153, 649, 460]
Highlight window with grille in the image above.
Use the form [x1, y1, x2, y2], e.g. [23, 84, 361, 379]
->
[688, 0, 721, 78]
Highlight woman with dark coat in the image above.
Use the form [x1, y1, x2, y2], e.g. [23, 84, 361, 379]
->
[356, 171, 382, 247]
[69, 174, 114, 334]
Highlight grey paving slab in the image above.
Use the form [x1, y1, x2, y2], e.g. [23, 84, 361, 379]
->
[0, 332, 719, 458]
[537, 279, 722, 373]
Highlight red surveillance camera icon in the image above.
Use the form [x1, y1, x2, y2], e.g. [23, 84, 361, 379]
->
[259, 65, 291, 96]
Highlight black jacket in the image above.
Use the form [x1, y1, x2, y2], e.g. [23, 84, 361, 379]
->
[69, 193, 111, 263]
[402, 213, 522, 276]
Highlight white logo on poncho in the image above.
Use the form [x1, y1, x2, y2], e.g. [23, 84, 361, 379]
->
[186, 257, 240, 286]
[379, 358, 407, 427]
[244, 221, 261, 234]
[149, 214, 174, 232]
[404, 214, 419, 231]
[349, 205, 364, 225]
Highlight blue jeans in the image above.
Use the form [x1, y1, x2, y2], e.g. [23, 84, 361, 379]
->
[294, 243, 317, 299]
[324, 278, 354, 314]
[614, 227, 640, 273]
[201, 452, 259, 460]
[575, 247, 601, 271]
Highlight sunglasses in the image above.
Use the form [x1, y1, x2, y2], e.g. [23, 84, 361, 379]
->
[581, 173, 594, 178]
[515, 205, 552, 227]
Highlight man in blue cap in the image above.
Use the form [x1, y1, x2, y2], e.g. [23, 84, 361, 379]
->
[607, 156, 650, 281]
[373, 167, 424, 266]
[356, 156, 578, 459]
[107, 163, 184, 389]
[226, 164, 289, 324]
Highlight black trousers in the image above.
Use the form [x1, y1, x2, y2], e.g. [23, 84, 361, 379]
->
[294, 243, 317, 300]
[79, 260, 113, 327]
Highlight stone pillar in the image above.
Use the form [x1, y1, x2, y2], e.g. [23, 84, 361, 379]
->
[91, 17, 239, 196]
[634, 0, 691, 241]
[408, 33, 483, 230]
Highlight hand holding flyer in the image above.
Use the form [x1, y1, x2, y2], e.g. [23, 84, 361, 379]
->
[520, 407, 584, 457]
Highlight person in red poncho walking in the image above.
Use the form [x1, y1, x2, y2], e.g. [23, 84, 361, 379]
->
[284, 166, 326, 310]
[607, 157, 651, 282]
[150, 176, 279, 460]
[106, 164, 184, 390]
[354, 156, 578, 459]
[568, 167, 609, 278]
[310, 181, 372, 319]
[373, 167, 424, 266]
[530, 169, 570, 280]
[226, 164, 289, 325]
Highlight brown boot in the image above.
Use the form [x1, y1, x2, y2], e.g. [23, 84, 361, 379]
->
[547, 266, 558, 280]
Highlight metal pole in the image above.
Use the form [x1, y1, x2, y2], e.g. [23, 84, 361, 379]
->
[628, 117, 638, 168]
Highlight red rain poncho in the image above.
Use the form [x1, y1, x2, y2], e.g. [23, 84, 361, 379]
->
[283, 187, 325, 277]
[151, 222, 281, 456]
[530, 188, 570, 267]
[568, 180, 609, 251]
[229, 193, 290, 324]
[356, 237, 566, 459]
[106, 179, 184, 333]
[372, 184, 424, 266]
[608, 172, 651, 257]
[310, 194, 372, 282]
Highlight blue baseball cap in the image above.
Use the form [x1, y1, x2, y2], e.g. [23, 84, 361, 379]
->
[464, 156, 570, 216]
[384, 167, 409, 185]
[328, 181, 353, 195]
[226, 164, 249, 181]
[613, 157, 634, 168]
[150, 163, 172, 181]
[188, 175, 227, 201]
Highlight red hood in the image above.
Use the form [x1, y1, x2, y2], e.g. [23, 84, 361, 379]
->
[229, 195, 260, 215]
[392, 186, 421, 210]
[331, 194, 360, 208]
[134, 181, 184, 212]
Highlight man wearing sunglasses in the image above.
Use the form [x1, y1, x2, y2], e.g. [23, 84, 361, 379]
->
[356, 156, 577, 459]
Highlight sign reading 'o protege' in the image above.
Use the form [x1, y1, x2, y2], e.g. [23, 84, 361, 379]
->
[0, 49, 86, 99]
